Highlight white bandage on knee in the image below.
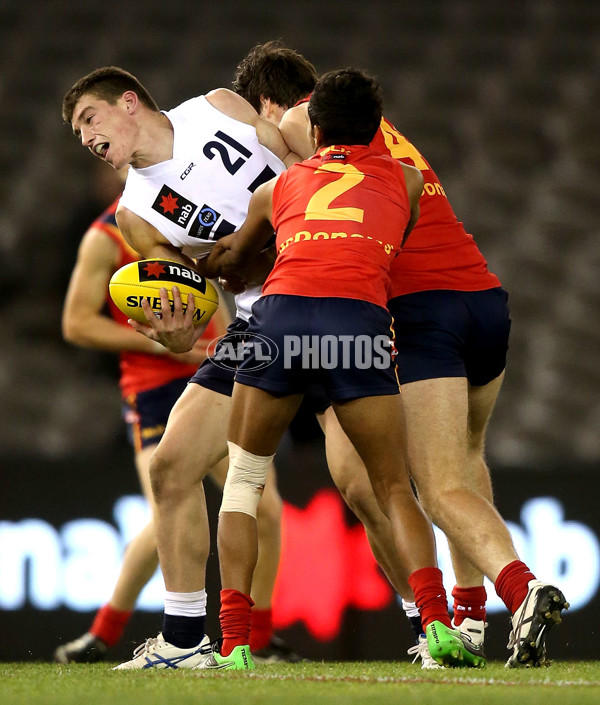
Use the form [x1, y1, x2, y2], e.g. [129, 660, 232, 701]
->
[220, 441, 274, 519]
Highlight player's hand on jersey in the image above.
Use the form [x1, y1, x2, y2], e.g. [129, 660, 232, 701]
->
[128, 286, 200, 353]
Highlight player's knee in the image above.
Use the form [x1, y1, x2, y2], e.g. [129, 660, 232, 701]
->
[148, 446, 185, 503]
[328, 452, 372, 508]
[416, 484, 459, 528]
[220, 442, 274, 519]
[338, 472, 379, 523]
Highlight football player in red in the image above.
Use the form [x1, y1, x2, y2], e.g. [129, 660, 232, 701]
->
[279, 76, 569, 669]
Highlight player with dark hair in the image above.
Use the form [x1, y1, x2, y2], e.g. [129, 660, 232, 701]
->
[63, 66, 159, 125]
[192, 67, 484, 671]
[232, 40, 318, 123]
[307, 69, 383, 146]
[63, 47, 315, 669]
[279, 76, 569, 669]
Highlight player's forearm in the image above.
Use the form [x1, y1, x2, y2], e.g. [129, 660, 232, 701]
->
[200, 243, 242, 278]
[63, 314, 165, 355]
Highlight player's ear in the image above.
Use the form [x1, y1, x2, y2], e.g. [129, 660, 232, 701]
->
[312, 124, 324, 149]
[122, 90, 139, 114]
[259, 95, 269, 117]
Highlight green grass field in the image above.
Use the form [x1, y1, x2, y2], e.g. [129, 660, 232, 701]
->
[1, 661, 599, 705]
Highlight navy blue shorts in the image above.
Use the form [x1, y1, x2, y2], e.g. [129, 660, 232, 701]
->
[190, 317, 249, 397]
[191, 315, 335, 412]
[388, 287, 511, 386]
[122, 376, 190, 452]
[235, 295, 400, 401]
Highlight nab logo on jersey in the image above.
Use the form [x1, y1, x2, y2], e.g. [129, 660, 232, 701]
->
[151, 185, 198, 229]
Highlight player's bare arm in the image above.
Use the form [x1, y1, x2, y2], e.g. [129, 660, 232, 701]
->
[206, 88, 301, 167]
[62, 226, 168, 355]
[200, 179, 277, 279]
[279, 103, 315, 160]
[115, 205, 196, 266]
[400, 163, 424, 245]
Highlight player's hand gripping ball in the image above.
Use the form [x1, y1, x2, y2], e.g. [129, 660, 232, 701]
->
[109, 259, 219, 327]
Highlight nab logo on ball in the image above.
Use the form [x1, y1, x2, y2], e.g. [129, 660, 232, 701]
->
[109, 259, 219, 327]
[151, 185, 198, 229]
[137, 261, 208, 293]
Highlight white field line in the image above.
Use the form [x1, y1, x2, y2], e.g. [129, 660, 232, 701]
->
[231, 672, 600, 687]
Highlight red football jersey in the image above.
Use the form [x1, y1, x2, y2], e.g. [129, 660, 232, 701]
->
[92, 199, 217, 397]
[264, 145, 411, 308]
[370, 119, 500, 298]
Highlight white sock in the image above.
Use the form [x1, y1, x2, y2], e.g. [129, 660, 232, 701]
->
[164, 589, 207, 617]
[401, 599, 420, 619]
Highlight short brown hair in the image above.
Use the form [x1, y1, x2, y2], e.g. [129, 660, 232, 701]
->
[233, 40, 318, 112]
[62, 66, 159, 123]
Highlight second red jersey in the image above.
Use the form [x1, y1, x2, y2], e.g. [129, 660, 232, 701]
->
[264, 145, 411, 308]
[370, 119, 500, 299]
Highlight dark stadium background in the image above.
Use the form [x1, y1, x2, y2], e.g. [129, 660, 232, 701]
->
[1, 0, 598, 662]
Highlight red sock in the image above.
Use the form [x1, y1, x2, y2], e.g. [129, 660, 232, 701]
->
[451, 585, 487, 625]
[250, 607, 273, 652]
[220, 589, 255, 657]
[408, 567, 451, 630]
[494, 560, 536, 614]
[90, 604, 132, 647]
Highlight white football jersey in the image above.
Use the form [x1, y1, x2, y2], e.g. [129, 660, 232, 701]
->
[119, 95, 285, 320]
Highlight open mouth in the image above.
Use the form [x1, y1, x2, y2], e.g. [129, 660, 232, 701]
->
[93, 142, 109, 159]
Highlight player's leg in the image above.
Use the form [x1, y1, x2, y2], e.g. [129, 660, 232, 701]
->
[317, 406, 413, 600]
[249, 466, 281, 613]
[401, 376, 518, 580]
[214, 384, 302, 667]
[150, 382, 230, 592]
[401, 376, 569, 666]
[248, 466, 288, 658]
[54, 446, 159, 664]
[115, 382, 231, 670]
[108, 445, 159, 613]
[319, 405, 442, 668]
[210, 459, 281, 614]
[330, 393, 483, 667]
[446, 374, 504, 645]
[210, 457, 291, 658]
[54, 378, 184, 664]
[395, 289, 567, 666]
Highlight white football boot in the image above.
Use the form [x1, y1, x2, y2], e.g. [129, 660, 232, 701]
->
[113, 633, 213, 670]
[453, 617, 487, 656]
[407, 634, 443, 669]
[505, 580, 569, 668]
